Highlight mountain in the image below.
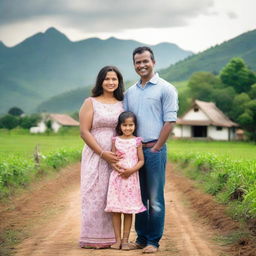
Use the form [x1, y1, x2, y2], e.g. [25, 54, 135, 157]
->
[36, 86, 92, 113]
[0, 27, 193, 114]
[160, 29, 256, 82]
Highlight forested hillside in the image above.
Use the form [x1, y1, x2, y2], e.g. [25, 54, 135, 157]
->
[160, 29, 256, 82]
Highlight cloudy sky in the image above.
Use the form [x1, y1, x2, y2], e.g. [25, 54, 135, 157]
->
[0, 0, 255, 52]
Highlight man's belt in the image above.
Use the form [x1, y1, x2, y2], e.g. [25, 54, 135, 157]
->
[142, 140, 157, 148]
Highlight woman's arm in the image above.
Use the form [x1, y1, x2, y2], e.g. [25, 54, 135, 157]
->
[79, 98, 119, 164]
[120, 144, 144, 178]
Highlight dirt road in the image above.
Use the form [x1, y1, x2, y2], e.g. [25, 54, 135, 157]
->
[1, 163, 243, 255]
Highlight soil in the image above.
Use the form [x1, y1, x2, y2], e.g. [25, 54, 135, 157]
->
[0, 162, 255, 256]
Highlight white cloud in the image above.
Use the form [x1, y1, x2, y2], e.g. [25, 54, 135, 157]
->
[0, 0, 255, 52]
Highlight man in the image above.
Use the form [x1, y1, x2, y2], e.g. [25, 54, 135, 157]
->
[124, 46, 178, 253]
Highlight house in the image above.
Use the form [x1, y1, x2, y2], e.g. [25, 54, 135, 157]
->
[30, 121, 47, 133]
[172, 100, 238, 141]
[48, 114, 79, 132]
[30, 113, 79, 133]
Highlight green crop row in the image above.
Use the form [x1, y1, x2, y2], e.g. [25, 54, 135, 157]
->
[169, 152, 256, 220]
[0, 147, 81, 198]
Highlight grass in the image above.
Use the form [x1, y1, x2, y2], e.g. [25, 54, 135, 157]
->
[0, 133, 83, 158]
[1, 133, 255, 160]
[168, 140, 256, 160]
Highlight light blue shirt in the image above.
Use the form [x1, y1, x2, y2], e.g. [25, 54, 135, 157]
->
[124, 73, 178, 142]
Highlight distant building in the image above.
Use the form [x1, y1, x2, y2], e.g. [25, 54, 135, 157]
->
[30, 113, 79, 133]
[172, 100, 238, 141]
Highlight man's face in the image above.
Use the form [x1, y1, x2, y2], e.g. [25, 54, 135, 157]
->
[134, 51, 155, 79]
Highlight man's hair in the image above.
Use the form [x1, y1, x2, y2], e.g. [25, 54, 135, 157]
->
[132, 46, 155, 63]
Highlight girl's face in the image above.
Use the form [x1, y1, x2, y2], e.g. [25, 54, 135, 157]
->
[120, 117, 135, 136]
[102, 71, 119, 94]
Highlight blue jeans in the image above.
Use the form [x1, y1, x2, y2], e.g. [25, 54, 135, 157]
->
[135, 144, 167, 248]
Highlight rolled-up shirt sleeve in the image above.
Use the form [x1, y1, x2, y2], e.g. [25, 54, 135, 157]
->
[162, 85, 178, 122]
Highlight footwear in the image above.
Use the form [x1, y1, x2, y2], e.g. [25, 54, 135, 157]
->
[128, 242, 145, 250]
[142, 245, 158, 254]
[110, 242, 121, 250]
[121, 242, 130, 251]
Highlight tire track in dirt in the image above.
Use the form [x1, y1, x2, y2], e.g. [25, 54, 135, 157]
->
[11, 163, 229, 255]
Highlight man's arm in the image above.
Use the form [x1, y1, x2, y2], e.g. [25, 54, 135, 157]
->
[151, 121, 175, 152]
[152, 84, 178, 152]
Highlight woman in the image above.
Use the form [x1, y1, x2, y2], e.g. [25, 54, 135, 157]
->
[79, 66, 124, 248]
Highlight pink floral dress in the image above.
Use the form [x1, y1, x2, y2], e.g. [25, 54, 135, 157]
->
[105, 136, 146, 214]
[80, 97, 123, 248]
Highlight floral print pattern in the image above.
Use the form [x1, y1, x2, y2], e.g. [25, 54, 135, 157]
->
[105, 137, 146, 214]
[80, 97, 123, 248]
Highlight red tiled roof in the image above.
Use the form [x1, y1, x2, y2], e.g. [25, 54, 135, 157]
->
[49, 114, 79, 126]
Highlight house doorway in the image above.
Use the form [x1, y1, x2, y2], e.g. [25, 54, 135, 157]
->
[192, 126, 207, 137]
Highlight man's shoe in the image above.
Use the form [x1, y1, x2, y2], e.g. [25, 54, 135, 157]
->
[142, 245, 158, 254]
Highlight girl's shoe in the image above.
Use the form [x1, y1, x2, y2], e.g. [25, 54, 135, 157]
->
[110, 242, 121, 250]
[121, 242, 130, 251]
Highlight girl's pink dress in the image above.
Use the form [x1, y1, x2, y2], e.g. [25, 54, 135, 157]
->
[80, 97, 123, 248]
[105, 136, 146, 214]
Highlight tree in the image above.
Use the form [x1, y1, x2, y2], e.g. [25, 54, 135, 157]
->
[187, 72, 222, 101]
[8, 107, 24, 116]
[211, 87, 236, 115]
[229, 93, 250, 120]
[238, 100, 256, 141]
[20, 114, 40, 129]
[249, 83, 256, 99]
[0, 115, 19, 129]
[220, 58, 256, 93]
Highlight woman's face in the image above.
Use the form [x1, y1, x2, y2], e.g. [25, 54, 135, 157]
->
[102, 71, 119, 94]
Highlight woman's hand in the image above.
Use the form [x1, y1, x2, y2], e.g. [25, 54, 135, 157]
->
[102, 151, 121, 164]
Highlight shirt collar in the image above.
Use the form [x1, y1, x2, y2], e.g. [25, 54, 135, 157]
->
[136, 73, 159, 88]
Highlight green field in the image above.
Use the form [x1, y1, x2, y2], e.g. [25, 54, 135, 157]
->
[168, 140, 256, 160]
[0, 134, 84, 157]
[1, 133, 255, 160]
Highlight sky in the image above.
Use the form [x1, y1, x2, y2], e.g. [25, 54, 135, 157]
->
[0, 0, 255, 53]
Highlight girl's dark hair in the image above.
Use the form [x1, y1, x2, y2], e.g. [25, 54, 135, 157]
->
[91, 66, 124, 101]
[116, 111, 137, 136]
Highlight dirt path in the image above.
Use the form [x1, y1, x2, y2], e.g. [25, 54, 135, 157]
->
[1, 163, 234, 255]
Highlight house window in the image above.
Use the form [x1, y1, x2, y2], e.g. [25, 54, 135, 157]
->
[216, 126, 223, 131]
[194, 107, 199, 112]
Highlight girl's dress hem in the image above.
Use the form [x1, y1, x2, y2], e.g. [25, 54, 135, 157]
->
[105, 205, 146, 214]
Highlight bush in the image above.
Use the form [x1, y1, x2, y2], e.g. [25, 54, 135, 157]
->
[169, 152, 256, 219]
[0, 147, 81, 198]
[0, 115, 19, 130]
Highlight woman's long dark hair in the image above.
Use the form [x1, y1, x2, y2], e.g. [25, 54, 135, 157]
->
[91, 66, 124, 101]
[116, 111, 137, 136]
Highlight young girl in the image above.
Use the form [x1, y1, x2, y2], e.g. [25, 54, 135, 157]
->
[105, 111, 146, 250]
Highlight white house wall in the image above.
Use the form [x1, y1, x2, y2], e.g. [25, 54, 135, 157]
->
[183, 109, 209, 121]
[173, 125, 191, 138]
[51, 121, 62, 133]
[208, 126, 229, 140]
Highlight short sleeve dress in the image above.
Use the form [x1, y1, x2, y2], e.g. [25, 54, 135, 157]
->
[80, 97, 124, 248]
[105, 136, 146, 214]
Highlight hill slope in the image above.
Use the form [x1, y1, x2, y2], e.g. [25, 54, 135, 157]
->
[160, 29, 256, 82]
[0, 27, 192, 114]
